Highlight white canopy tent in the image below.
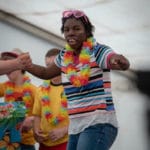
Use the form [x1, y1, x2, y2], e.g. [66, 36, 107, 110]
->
[0, 0, 150, 70]
[0, 1, 150, 150]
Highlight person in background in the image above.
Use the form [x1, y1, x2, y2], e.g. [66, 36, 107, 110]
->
[0, 52, 31, 75]
[19, 10, 130, 150]
[0, 49, 37, 150]
[33, 48, 69, 150]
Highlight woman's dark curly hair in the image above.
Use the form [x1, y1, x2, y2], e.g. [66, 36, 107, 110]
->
[61, 14, 95, 38]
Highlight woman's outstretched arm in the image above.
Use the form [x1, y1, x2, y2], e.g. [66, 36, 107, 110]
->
[27, 63, 61, 80]
[16, 52, 61, 80]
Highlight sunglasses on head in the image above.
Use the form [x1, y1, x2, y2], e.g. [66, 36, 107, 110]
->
[62, 10, 88, 22]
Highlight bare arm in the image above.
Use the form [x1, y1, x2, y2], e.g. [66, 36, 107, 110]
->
[27, 62, 61, 80]
[0, 52, 32, 75]
[33, 115, 48, 142]
[17, 52, 61, 80]
[0, 59, 20, 75]
[109, 54, 130, 70]
[20, 116, 34, 132]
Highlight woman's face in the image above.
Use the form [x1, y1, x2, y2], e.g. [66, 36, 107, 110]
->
[63, 18, 87, 52]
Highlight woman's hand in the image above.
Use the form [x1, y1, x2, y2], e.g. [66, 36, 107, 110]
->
[18, 52, 33, 70]
[109, 54, 130, 70]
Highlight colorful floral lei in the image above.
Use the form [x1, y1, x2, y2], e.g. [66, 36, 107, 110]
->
[64, 37, 95, 87]
[40, 80, 68, 126]
[0, 102, 26, 120]
[0, 103, 14, 120]
[5, 75, 32, 112]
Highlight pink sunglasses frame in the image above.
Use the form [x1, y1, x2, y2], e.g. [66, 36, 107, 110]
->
[62, 10, 88, 22]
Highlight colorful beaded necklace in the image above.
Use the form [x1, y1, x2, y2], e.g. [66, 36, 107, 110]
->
[64, 37, 95, 87]
[5, 75, 32, 112]
[40, 80, 68, 126]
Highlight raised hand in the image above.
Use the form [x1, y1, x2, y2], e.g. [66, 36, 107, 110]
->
[109, 54, 130, 70]
[17, 52, 33, 70]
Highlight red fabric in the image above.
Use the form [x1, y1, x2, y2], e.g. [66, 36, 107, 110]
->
[39, 142, 67, 150]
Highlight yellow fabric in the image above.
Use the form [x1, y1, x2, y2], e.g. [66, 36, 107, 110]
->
[0, 81, 36, 145]
[33, 84, 69, 146]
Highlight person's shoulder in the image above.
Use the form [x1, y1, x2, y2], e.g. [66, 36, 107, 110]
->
[93, 42, 111, 52]
[55, 48, 65, 61]
[96, 42, 111, 49]
[59, 48, 65, 55]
